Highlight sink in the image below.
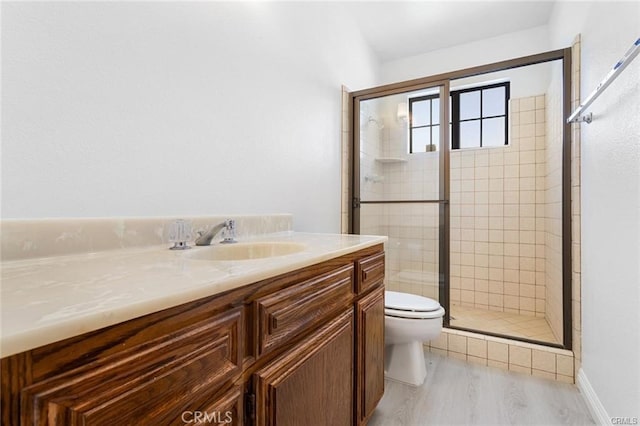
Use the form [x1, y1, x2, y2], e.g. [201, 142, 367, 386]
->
[186, 242, 307, 261]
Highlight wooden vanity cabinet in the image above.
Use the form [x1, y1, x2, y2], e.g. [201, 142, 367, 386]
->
[1, 245, 385, 426]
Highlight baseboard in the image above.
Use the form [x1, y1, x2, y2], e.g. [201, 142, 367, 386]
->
[577, 368, 610, 425]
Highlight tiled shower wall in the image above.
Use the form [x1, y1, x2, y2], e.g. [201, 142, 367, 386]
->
[379, 152, 440, 301]
[450, 95, 548, 318]
[353, 93, 564, 322]
[358, 97, 441, 300]
[361, 203, 440, 299]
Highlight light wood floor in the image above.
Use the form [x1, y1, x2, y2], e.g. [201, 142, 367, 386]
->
[450, 305, 560, 344]
[369, 352, 593, 426]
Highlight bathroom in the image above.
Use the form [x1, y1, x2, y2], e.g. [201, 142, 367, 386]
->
[1, 1, 638, 425]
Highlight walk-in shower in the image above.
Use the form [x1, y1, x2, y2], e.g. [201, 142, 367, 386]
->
[351, 50, 572, 349]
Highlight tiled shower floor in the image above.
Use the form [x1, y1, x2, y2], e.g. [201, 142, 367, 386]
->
[449, 305, 560, 344]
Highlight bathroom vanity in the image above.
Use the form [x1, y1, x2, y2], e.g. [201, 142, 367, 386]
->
[0, 230, 385, 426]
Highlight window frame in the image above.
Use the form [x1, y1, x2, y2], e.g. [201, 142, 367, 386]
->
[408, 94, 440, 153]
[408, 81, 510, 152]
[451, 81, 510, 150]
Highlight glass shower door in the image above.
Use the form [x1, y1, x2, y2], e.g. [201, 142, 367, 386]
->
[353, 82, 450, 320]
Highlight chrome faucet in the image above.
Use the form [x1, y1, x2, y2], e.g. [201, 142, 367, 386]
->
[195, 219, 237, 246]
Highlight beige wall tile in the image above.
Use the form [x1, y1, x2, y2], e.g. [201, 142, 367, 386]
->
[504, 295, 519, 310]
[520, 110, 535, 125]
[520, 283, 536, 298]
[556, 354, 574, 377]
[519, 297, 535, 312]
[468, 355, 488, 366]
[532, 369, 556, 381]
[448, 334, 467, 354]
[475, 279, 489, 292]
[488, 359, 509, 371]
[504, 282, 519, 295]
[556, 374, 574, 384]
[509, 364, 532, 375]
[509, 346, 532, 368]
[520, 97, 535, 111]
[532, 349, 556, 373]
[448, 351, 467, 361]
[520, 124, 535, 138]
[467, 337, 487, 359]
[489, 280, 504, 295]
[489, 293, 504, 307]
[430, 348, 448, 357]
[430, 333, 448, 350]
[488, 341, 509, 362]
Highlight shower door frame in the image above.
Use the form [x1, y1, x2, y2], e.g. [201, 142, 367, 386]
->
[351, 80, 452, 325]
[350, 48, 573, 350]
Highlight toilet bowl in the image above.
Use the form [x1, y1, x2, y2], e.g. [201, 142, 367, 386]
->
[384, 291, 445, 386]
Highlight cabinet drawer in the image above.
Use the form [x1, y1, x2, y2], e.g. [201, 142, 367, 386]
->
[256, 264, 354, 356]
[21, 307, 243, 425]
[355, 252, 385, 294]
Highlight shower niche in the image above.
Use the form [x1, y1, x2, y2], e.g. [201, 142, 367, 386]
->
[351, 50, 572, 349]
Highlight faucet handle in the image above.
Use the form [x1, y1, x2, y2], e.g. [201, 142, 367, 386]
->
[169, 219, 192, 250]
[221, 219, 237, 244]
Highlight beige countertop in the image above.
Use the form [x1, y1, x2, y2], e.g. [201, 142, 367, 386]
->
[0, 232, 386, 358]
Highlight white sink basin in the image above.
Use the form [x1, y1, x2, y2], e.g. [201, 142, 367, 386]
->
[186, 242, 307, 261]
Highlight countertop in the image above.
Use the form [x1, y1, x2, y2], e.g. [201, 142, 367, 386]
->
[0, 232, 386, 358]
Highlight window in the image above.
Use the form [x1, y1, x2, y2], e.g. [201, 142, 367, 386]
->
[408, 95, 441, 153]
[408, 82, 510, 152]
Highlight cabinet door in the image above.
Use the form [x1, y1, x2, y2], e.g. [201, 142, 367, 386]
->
[253, 310, 354, 426]
[356, 286, 385, 424]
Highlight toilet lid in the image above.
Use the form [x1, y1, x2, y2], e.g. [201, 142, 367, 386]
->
[385, 291, 441, 312]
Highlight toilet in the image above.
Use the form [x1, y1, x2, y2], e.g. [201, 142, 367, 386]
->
[384, 290, 445, 386]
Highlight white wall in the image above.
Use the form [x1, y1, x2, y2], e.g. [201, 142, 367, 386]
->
[380, 25, 550, 85]
[549, 1, 640, 419]
[450, 62, 553, 100]
[1, 2, 379, 232]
